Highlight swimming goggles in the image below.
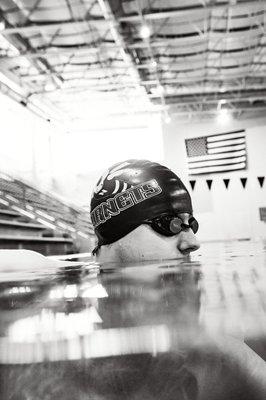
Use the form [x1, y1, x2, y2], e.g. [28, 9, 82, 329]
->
[145, 214, 199, 237]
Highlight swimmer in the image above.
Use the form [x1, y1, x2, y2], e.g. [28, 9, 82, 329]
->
[90, 160, 266, 398]
[90, 159, 200, 264]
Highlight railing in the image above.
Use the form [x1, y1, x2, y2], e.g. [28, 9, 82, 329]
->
[0, 171, 95, 242]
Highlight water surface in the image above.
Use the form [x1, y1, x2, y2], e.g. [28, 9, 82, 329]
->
[0, 241, 266, 399]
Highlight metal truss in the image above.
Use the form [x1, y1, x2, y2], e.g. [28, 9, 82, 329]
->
[1, 0, 266, 122]
[119, 1, 266, 22]
[1, 0, 264, 33]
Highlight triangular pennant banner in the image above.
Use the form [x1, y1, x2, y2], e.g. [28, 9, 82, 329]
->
[240, 178, 247, 188]
[258, 176, 265, 188]
[223, 179, 230, 189]
[206, 179, 213, 190]
[189, 180, 196, 191]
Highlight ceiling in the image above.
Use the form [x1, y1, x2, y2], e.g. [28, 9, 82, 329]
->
[0, 0, 266, 129]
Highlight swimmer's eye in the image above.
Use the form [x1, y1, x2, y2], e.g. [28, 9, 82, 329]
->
[145, 215, 199, 236]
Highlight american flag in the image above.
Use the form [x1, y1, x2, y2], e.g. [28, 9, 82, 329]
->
[185, 129, 247, 175]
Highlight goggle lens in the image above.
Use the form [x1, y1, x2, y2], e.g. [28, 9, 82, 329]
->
[146, 215, 199, 237]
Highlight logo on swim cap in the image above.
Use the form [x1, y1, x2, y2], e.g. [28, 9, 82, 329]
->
[93, 161, 132, 197]
[91, 179, 162, 228]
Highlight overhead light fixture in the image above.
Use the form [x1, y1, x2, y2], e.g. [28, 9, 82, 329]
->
[217, 108, 231, 124]
[217, 99, 226, 110]
[140, 24, 151, 39]
[44, 82, 55, 91]
[150, 60, 157, 69]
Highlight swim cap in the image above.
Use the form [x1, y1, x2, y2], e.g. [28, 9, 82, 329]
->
[90, 159, 193, 247]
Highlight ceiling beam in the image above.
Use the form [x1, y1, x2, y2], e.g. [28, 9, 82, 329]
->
[17, 59, 266, 81]
[44, 85, 266, 99]
[152, 84, 266, 95]
[96, 0, 144, 101]
[142, 74, 266, 84]
[172, 105, 266, 114]
[30, 79, 266, 96]
[44, 92, 266, 105]
[1, 18, 107, 35]
[1, 34, 265, 64]
[1, 37, 264, 63]
[17, 62, 160, 81]
[119, 1, 266, 22]
[1, 25, 262, 45]
[33, 73, 266, 89]
[1, 1, 265, 34]
[0, 6, 64, 98]
[151, 94, 266, 105]
[0, 46, 106, 61]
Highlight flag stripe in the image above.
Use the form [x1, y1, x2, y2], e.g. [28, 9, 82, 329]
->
[207, 132, 245, 142]
[188, 149, 246, 162]
[206, 129, 245, 139]
[189, 157, 246, 169]
[208, 144, 246, 154]
[207, 138, 245, 148]
[189, 162, 246, 175]
[188, 156, 246, 169]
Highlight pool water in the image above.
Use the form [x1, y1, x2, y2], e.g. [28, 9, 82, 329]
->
[0, 241, 266, 399]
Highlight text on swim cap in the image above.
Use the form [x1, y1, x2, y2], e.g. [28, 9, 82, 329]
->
[91, 179, 162, 228]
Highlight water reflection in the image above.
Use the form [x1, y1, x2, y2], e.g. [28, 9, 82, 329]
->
[0, 242, 266, 399]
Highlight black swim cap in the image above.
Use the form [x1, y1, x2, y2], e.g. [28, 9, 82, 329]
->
[90, 159, 193, 247]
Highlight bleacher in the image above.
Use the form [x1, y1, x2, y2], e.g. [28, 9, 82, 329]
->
[0, 172, 95, 256]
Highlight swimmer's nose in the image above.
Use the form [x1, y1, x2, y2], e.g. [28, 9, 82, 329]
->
[177, 229, 200, 255]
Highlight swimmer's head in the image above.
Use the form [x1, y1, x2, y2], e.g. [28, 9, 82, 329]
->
[90, 159, 200, 261]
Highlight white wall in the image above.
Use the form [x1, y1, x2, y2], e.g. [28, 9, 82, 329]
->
[162, 115, 266, 242]
[0, 93, 164, 206]
[49, 114, 164, 205]
[0, 93, 55, 188]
